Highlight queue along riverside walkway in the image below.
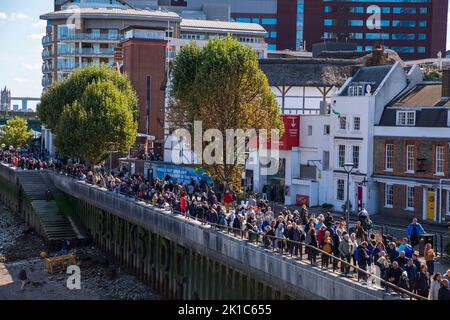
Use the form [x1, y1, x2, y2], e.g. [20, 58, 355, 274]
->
[0, 163, 427, 300]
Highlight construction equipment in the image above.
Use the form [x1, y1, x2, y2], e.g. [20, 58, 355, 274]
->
[44, 254, 76, 274]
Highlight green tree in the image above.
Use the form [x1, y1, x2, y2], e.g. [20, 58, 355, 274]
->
[38, 65, 138, 165]
[38, 64, 138, 131]
[0, 116, 34, 148]
[168, 37, 283, 191]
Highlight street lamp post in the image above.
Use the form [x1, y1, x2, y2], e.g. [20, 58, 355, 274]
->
[343, 162, 355, 228]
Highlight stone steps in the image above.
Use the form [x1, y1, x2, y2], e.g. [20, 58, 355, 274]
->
[17, 171, 86, 246]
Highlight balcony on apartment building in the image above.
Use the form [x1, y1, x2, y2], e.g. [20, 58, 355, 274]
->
[42, 35, 54, 45]
[42, 49, 54, 59]
[58, 48, 116, 57]
[57, 61, 114, 72]
[42, 63, 54, 73]
[58, 33, 124, 42]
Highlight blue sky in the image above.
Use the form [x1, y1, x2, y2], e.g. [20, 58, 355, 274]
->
[0, 0, 450, 103]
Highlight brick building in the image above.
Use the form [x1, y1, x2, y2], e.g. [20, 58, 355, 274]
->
[373, 70, 450, 224]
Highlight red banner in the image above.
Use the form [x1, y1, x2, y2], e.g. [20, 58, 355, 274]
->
[279, 115, 300, 150]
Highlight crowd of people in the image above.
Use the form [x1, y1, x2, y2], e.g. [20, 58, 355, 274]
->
[1, 146, 449, 300]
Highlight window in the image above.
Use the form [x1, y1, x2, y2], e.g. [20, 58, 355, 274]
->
[447, 110, 450, 126]
[324, 125, 330, 135]
[419, 21, 427, 27]
[235, 17, 251, 23]
[337, 179, 345, 201]
[339, 116, 347, 130]
[420, 8, 428, 14]
[382, 7, 390, 14]
[397, 111, 415, 126]
[323, 151, 330, 171]
[418, 34, 426, 40]
[406, 145, 415, 172]
[108, 29, 118, 40]
[251, 18, 260, 23]
[307, 125, 313, 136]
[348, 85, 363, 96]
[436, 146, 445, 175]
[385, 144, 393, 171]
[268, 44, 277, 51]
[261, 18, 277, 25]
[406, 186, 414, 210]
[338, 145, 345, 167]
[352, 145, 360, 169]
[349, 20, 363, 26]
[447, 191, 450, 216]
[270, 31, 277, 38]
[392, 20, 416, 27]
[353, 116, 360, 131]
[385, 184, 393, 207]
[324, 19, 336, 26]
[417, 47, 426, 53]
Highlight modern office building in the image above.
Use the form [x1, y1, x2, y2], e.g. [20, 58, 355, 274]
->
[53, 1, 448, 59]
[54, 0, 304, 52]
[304, 0, 448, 60]
[42, 1, 268, 156]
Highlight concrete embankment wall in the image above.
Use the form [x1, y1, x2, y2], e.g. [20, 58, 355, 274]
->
[0, 164, 48, 240]
[48, 171, 393, 300]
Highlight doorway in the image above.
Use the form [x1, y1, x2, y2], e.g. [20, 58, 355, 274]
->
[426, 189, 436, 221]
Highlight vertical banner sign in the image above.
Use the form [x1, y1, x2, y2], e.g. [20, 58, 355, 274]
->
[279, 115, 300, 150]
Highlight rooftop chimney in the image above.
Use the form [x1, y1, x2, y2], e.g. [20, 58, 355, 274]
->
[442, 68, 450, 97]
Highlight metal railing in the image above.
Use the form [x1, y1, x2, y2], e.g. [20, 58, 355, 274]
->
[58, 48, 115, 56]
[0, 162, 430, 301]
[59, 33, 124, 42]
[52, 170, 428, 301]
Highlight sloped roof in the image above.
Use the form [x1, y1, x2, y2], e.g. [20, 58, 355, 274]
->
[340, 64, 394, 96]
[392, 84, 450, 107]
[258, 58, 362, 87]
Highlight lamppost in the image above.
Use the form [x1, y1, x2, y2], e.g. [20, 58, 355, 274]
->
[343, 162, 354, 227]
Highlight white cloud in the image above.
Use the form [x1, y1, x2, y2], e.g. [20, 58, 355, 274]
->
[32, 20, 47, 28]
[21, 63, 41, 71]
[27, 33, 45, 41]
[10, 12, 31, 21]
[14, 78, 30, 83]
[0, 12, 7, 20]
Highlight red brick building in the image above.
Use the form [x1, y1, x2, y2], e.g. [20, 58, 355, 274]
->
[373, 70, 450, 224]
[121, 27, 171, 158]
[304, 0, 448, 60]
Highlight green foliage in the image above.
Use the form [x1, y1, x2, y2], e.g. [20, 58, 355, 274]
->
[56, 80, 137, 165]
[38, 64, 138, 131]
[424, 69, 442, 81]
[38, 65, 138, 165]
[0, 116, 34, 148]
[169, 36, 283, 191]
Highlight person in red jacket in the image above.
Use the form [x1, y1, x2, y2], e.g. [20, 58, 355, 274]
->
[223, 190, 233, 212]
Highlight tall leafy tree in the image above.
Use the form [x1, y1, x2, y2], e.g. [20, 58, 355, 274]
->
[0, 116, 34, 148]
[37, 65, 138, 165]
[38, 64, 138, 131]
[168, 37, 283, 191]
[56, 80, 137, 165]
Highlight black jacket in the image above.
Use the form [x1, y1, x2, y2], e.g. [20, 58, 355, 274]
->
[387, 266, 403, 284]
[438, 286, 450, 300]
[415, 272, 430, 291]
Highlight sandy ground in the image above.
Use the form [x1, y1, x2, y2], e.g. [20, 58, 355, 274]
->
[0, 204, 160, 300]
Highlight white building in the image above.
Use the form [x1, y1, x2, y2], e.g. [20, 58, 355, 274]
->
[326, 62, 423, 214]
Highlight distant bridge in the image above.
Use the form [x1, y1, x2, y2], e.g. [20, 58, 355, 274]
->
[10, 96, 41, 112]
[0, 110, 42, 132]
